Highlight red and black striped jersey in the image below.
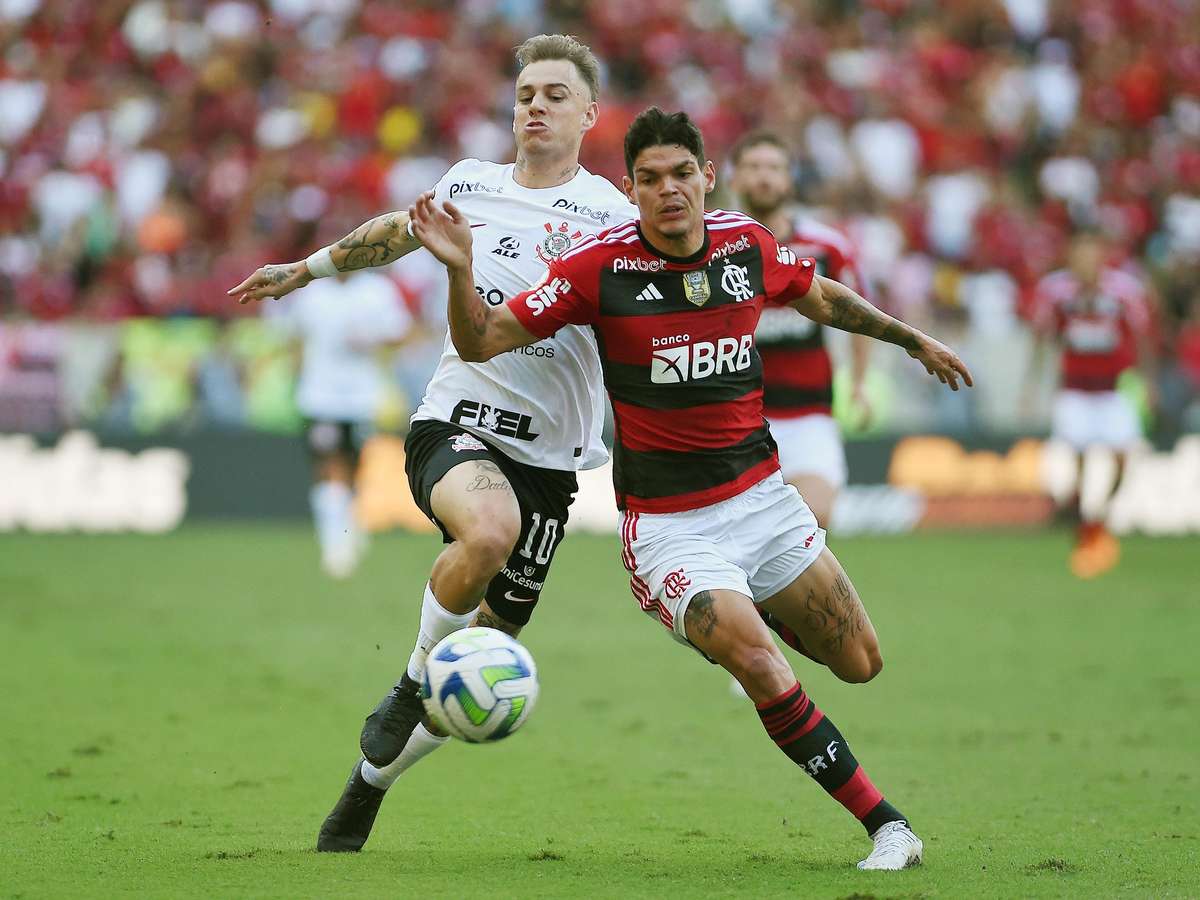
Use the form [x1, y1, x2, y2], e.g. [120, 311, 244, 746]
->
[756, 217, 866, 419]
[1032, 267, 1149, 392]
[507, 209, 817, 513]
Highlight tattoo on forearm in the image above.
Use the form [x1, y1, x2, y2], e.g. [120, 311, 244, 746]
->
[335, 212, 419, 270]
[472, 606, 522, 637]
[824, 283, 920, 351]
[801, 575, 866, 657]
[685, 590, 719, 641]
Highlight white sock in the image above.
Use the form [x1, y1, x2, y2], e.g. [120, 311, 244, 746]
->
[406, 583, 477, 683]
[1079, 448, 1118, 524]
[360, 723, 448, 790]
[310, 481, 355, 554]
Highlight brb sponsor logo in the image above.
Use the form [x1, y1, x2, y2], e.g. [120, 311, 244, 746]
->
[612, 256, 664, 273]
[649, 334, 754, 384]
[552, 198, 611, 225]
[450, 399, 539, 441]
[524, 276, 572, 316]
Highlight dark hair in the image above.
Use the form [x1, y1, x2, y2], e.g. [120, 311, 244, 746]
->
[623, 107, 706, 179]
[728, 130, 789, 166]
[514, 34, 601, 103]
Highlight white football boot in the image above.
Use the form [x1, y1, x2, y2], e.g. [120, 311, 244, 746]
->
[857, 820, 924, 870]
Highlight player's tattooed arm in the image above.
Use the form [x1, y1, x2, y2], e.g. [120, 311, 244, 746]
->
[226, 210, 421, 304]
[792, 274, 974, 391]
[331, 211, 422, 271]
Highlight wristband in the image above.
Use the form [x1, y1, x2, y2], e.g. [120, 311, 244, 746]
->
[406, 218, 416, 239]
[304, 246, 338, 279]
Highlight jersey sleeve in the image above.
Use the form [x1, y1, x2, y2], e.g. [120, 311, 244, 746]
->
[758, 228, 817, 307]
[506, 243, 600, 339]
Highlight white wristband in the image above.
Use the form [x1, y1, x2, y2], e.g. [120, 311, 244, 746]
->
[304, 246, 338, 279]
[406, 218, 416, 239]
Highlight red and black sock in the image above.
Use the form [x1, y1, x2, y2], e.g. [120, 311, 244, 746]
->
[757, 682, 905, 835]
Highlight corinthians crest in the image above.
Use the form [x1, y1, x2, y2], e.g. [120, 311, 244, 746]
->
[537, 221, 583, 264]
[682, 269, 711, 306]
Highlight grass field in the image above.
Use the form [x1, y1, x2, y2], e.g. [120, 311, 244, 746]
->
[1, 526, 1197, 898]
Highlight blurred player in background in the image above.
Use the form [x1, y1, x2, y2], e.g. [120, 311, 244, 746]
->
[230, 34, 635, 852]
[1028, 232, 1157, 578]
[273, 270, 412, 578]
[728, 132, 872, 528]
[410, 107, 973, 870]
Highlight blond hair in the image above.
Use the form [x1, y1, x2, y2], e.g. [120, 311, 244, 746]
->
[514, 34, 601, 102]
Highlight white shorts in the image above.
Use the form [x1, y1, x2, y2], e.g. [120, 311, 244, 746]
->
[767, 413, 847, 488]
[1052, 390, 1140, 451]
[618, 471, 827, 646]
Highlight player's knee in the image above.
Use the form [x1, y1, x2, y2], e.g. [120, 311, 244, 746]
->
[728, 643, 791, 694]
[458, 520, 519, 577]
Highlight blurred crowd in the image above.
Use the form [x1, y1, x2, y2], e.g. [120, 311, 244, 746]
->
[1, 0, 1199, 434]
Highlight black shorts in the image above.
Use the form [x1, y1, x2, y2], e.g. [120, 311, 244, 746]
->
[404, 419, 578, 625]
[303, 419, 373, 462]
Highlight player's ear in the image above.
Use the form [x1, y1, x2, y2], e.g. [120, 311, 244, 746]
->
[580, 100, 598, 133]
[703, 159, 717, 195]
[622, 175, 636, 205]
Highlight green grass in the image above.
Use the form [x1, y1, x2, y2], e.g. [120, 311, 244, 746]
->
[1, 526, 1197, 898]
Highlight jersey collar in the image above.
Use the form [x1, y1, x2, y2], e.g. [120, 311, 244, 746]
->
[636, 224, 711, 267]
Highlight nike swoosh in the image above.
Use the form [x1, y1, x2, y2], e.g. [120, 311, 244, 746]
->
[504, 590, 536, 603]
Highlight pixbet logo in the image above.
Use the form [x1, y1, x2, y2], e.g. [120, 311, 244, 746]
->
[613, 256, 664, 273]
[450, 400, 540, 441]
[710, 234, 752, 260]
[524, 276, 572, 316]
[650, 334, 753, 384]
[552, 198, 611, 225]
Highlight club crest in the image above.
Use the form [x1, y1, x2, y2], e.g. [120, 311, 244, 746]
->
[682, 269, 711, 307]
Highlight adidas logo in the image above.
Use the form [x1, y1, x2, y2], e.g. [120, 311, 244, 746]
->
[635, 283, 664, 302]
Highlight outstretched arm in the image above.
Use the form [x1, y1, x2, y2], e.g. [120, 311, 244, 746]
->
[793, 274, 973, 391]
[407, 191, 538, 362]
[227, 210, 424, 305]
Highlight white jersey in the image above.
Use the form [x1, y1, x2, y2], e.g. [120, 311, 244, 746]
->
[277, 272, 411, 421]
[413, 158, 636, 471]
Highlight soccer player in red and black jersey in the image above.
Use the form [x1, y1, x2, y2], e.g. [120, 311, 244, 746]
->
[409, 107, 972, 871]
[1027, 232, 1157, 578]
[728, 131, 872, 527]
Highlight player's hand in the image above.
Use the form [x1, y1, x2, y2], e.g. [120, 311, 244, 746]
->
[851, 381, 874, 429]
[908, 335, 973, 391]
[408, 191, 472, 271]
[227, 261, 312, 304]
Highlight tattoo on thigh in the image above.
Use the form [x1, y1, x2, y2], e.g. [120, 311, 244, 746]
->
[465, 460, 510, 493]
[802, 573, 866, 656]
[471, 606, 522, 637]
[685, 590, 719, 640]
[466, 474, 511, 492]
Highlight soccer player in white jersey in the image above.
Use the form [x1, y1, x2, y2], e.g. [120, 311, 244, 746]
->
[229, 35, 635, 851]
[409, 107, 972, 871]
[273, 270, 411, 578]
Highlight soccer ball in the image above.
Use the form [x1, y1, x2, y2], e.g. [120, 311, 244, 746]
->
[421, 627, 539, 743]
